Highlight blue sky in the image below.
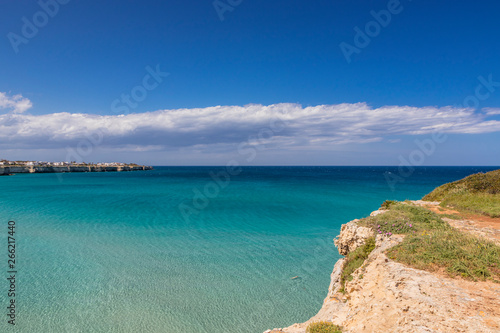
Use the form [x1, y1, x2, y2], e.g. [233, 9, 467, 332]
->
[1, 0, 500, 165]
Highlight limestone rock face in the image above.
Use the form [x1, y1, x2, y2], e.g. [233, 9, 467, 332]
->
[334, 220, 373, 255]
[370, 209, 388, 217]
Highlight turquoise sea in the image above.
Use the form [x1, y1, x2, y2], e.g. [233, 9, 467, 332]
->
[0, 166, 498, 333]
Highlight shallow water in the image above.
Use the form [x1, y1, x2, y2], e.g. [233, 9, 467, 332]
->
[0, 166, 497, 332]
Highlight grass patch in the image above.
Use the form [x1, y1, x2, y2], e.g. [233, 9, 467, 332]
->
[357, 202, 500, 282]
[359, 202, 450, 236]
[306, 321, 342, 333]
[339, 237, 375, 292]
[439, 193, 500, 218]
[387, 228, 500, 281]
[423, 169, 500, 217]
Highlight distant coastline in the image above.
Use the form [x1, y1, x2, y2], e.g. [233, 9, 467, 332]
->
[0, 160, 153, 175]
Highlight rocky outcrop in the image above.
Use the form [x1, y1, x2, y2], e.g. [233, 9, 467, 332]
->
[266, 208, 500, 333]
[0, 165, 153, 175]
[334, 220, 373, 256]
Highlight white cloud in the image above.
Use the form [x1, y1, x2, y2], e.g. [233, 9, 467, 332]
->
[482, 107, 500, 116]
[0, 92, 32, 113]
[1, 102, 500, 151]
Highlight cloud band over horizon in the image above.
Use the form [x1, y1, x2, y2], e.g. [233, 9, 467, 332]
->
[1, 94, 500, 155]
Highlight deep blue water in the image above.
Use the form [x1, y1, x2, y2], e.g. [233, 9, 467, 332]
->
[0, 166, 498, 332]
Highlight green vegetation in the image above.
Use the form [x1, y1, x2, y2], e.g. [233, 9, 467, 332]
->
[380, 199, 397, 209]
[359, 201, 449, 235]
[306, 321, 342, 333]
[340, 237, 375, 292]
[423, 169, 500, 217]
[357, 202, 500, 282]
[387, 227, 500, 281]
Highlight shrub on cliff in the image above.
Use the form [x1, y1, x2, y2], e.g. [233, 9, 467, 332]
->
[306, 321, 342, 333]
[380, 200, 397, 209]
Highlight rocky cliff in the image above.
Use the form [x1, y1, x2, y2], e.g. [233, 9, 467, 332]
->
[0, 165, 153, 175]
[266, 205, 500, 333]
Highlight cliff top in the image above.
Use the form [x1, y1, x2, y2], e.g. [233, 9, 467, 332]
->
[423, 169, 500, 217]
